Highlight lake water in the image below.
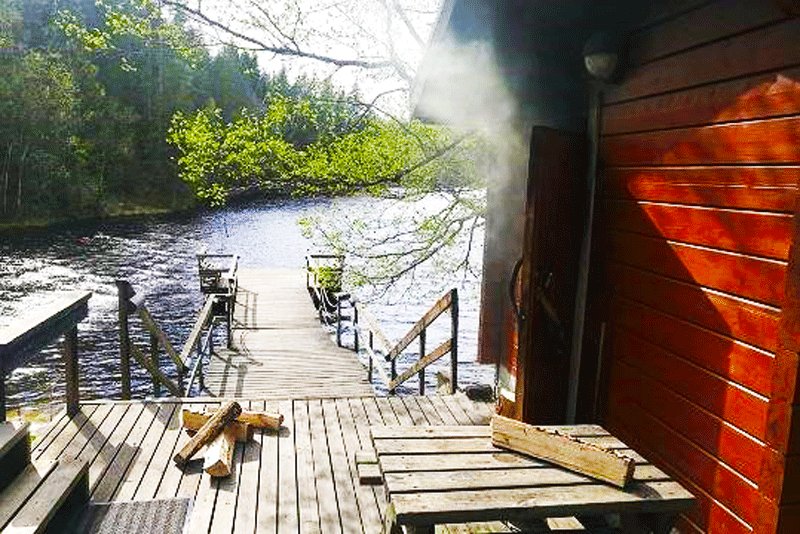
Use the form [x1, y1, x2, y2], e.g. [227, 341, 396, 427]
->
[0, 197, 494, 408]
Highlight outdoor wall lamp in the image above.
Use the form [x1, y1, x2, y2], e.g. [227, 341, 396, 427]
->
[582, 32, 621, 83]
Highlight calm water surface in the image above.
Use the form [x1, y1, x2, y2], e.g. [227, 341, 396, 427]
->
[0, 197, 493, 408]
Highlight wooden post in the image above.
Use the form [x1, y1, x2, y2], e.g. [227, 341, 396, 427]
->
[368, 331, 374, 382]
[390, 355, 397, 396]
[149, 332, 160, 397]
[116, 280, 132, 400]
[353, 304, 360, 353]
[0, 370, 6, 422]
[64, 326, 79, 416]
[226, 294, 233, 349]
[450, 288, 459, 394]
[336, 299, 343, 347]
[419, 329, 426, 395]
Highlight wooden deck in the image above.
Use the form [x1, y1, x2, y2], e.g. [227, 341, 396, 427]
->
[204, 269, 374, 399]
[31, 395, 494, 533]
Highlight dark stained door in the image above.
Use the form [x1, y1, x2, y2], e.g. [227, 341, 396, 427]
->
[514, 126, 587, 424]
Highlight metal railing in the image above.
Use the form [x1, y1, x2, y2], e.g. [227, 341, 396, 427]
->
[306, 254, 345, 325]
[0, 291, 92, 420]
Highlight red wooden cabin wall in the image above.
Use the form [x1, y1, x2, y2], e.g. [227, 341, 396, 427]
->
[592, 1, 800, 532]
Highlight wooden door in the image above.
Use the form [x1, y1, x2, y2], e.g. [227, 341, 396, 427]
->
[513, 126, 587, 424]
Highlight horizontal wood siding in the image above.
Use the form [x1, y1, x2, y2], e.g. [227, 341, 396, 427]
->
[595, 2, 800, 532]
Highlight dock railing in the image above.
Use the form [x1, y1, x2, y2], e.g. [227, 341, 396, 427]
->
[346, 289, 459, 395]
[116, 272, 236, 398]
[0, 291, 92, 421]
[305, 254, 345, 324]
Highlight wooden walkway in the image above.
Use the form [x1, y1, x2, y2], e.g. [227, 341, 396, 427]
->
[204, 269, 374, 399]
[31, 395, 494, 533]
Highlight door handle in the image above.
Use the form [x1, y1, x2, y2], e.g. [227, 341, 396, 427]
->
[509, 257, 526, 321]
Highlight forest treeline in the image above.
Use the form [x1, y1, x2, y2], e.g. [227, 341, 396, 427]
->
[0, 0, 481, 226]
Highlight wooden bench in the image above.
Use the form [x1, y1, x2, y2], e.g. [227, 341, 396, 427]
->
[369, 425, 695, 533]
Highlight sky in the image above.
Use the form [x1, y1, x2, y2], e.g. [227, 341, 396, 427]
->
[181, 0, 444, 116]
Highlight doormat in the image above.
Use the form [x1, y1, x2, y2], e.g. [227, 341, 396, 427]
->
[72, 497, 191, 534]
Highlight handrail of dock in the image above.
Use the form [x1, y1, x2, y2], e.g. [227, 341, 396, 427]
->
[116, 272, 235, 398]
[347, 289, 459, 394]
[305, 254, 459, 395]
[0, 291, 92, 420]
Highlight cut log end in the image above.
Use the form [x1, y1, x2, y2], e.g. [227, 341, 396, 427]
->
[203, 426, 237, 477]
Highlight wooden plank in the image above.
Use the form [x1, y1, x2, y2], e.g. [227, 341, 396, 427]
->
[380, 450, 657, 472]
[113, 403, 177, 500]
[39, 404, 113, 465]
[308, 400, 341, 534]
[490, 416, 634, 488]
[322, 399, 362, 531]
[0, 291, 90, 375]
[427, 396, 459, 425]
[7, 458, 88, 534]
[344, 398, 387, 525]
[610, 359, 764, 483]
[130, 344, 183, 397]
[389, 481, 694, 525]
[178, 296, 216, 364]
[357, 304, 393, 353]
[604, 199, 793, 260]
[399, 398, 428, 426]
[373, 437, 643, 460]
[608, 262, 780, 354]
[91, 403, 163, 501]
[627, 1, 791, 66]
[608, 230, 786, 306]
[294, 400, 321, 533]
[413, 397, 445, 425]
[370, 425, 609, 440]
[388, 291, 452, 360]
[612, 326, 769, 440]
[607, 396, 759, 527]
[440, 395, 475, 426]
[276, 399, 298, 533]
[605, 18, 800, 103]
[387, 397, 415, 426]
[0, 462, 57, 530]
[137, 305, 184, 371]
[86, 403, 147, 491]
[610, 296, 774, 397]
[635, 0, 711, 29]
[135, 403, 186, 501]
[388, 340, 452, 391]
[251, 400, 278, 534]
[603, 68, 800, 135]
[384, 465, 671, 494]
[601, 116, 800, 166]
[601, 166, 799, 212]
[375, 398, 401, 426]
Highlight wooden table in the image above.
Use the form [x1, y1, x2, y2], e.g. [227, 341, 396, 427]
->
[370, 424, 695, 533]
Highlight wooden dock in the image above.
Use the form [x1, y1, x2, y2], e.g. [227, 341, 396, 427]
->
[203, 269, 375, 399]
[30, 395, 493, 533]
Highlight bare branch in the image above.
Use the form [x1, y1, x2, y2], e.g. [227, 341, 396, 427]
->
[162, 0, 393, 69]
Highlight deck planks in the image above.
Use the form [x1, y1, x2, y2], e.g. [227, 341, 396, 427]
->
[38, 396, 492, 533]
[204, 269, 374, 399]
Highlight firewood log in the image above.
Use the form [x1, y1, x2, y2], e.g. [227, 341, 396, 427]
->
[182, 409, 253, 442]
[203, 425, 237, 477]
[173, 401, 241, 467]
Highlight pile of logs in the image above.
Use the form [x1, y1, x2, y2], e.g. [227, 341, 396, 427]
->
[173, 401, 284, 477]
